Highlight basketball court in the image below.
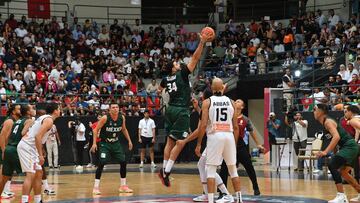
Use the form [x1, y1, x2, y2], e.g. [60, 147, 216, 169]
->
[1, 163, 355, 202]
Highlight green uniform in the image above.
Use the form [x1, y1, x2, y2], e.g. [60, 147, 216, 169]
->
[161, 66, 191, 140]
[325, 118, 359, 166]
[3, 118, 26, 176]
[0, 116, 16, 165]
[99, 114, 125, 164]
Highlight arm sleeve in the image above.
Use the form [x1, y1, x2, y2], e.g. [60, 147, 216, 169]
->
[151, 120, 156, 128]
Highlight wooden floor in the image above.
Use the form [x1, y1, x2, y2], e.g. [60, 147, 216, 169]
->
[2, 163, 358, 202]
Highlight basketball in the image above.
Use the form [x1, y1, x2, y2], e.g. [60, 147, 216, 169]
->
[201, 27, 215, 42]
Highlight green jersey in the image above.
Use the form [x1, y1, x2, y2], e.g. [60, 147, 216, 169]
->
[8, 118, 26, 146]
[100, 114, 123, 142]
[161, 65, 191, 107]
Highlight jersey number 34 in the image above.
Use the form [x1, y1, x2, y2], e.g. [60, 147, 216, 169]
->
[167, 82, 178, 93]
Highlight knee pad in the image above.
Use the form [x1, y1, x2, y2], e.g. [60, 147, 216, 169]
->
[206, 165, 217, 179]
[227, 165, 239, 178]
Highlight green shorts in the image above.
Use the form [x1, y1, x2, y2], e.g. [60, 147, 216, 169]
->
[3, 145, 22, 176]
[98, 141, 125, 164]
[165, 105, 190, 141]
[337, 141, 359, 166]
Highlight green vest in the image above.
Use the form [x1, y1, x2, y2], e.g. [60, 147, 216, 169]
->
[100, 114, 123, 142]
[8, 118, 26, 146]
[164, 68, 191, 107]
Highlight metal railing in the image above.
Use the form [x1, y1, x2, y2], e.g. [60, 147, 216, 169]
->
[284, 83, 360, 112]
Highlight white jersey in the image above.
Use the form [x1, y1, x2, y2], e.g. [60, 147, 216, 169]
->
[22, 115, 52, 147]
[46, 125, 57, 141]
[206, 95, 234, 134]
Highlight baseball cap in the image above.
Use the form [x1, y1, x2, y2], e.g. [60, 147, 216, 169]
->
[269, 112, 276, 117]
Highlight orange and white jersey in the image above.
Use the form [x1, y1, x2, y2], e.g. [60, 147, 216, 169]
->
[206, 95, 234, 134]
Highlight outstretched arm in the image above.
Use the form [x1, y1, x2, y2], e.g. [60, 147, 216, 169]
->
[187, 34, 210, 73]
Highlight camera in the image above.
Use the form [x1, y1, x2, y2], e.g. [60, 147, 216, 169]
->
[286, 106, 298, 124]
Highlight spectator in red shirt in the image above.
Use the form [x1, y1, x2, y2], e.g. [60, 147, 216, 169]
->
[349, 74, 360, 93]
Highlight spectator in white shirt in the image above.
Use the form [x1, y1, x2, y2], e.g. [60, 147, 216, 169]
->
[163, 37, 175, 52]
[328, 9, 340, 29]
[34, 41, 44, 56]
[114, 74, 126, 88]
[131, 30, 142, 44]
[348, 63, 359, 83]
[138, 110, 156, 168]
[95, 44, 108, 56]
[274, 40, 285, 53]
[85, 34, 97, 47]
[71, 57, 84, 74]
[310, 88, 327, 105]
[14, 23, 28, 38]
[316, 9, 327, 27]
[250, 33, 260, 47]
[23, 65, 36, 87]
[183, 51, 192, 65]
[0, 82, 6, 102]
[337, 64, 350, 82]
[49, 64, 64, 81]
[12, 73, 24, 92]
[68, 119, 86, 170]
[150, 45, 161, 57]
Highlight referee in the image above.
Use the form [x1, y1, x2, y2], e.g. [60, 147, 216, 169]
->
[138, 109, 157, 168]
[219, 99, 264, 196]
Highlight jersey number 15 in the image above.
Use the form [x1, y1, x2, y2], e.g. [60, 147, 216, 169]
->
[216, 108, 227, 121]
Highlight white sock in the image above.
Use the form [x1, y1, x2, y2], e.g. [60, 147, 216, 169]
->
[163, 160, 168, 170]
[202, 183, 208, 194]
[21, 195, 29, 203]
[42, 179, 49, 190]
[165, 159, 174, 173]
[4, 180, 11, 192]
[94, 179, 100, 188]
[140, 161, 144, 164]
[34, 195, 41, 203]
[236, 191, 242, 202]
[121, 178, 126, 186]
[151, 161, 155, 164]
[218, 184, 229, 195]
[208, 193, 214, 203]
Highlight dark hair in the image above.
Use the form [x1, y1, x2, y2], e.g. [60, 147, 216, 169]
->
[45, 103, 59, 114]
[20, 104, 30, 117]
[109, 100, 119, 107]
[316, 103, 328, 114]
[347, 105, 360, 114]
[165, 61, 174, 72]
[7, 104, 20, 117]
[203, 89, 213, 100]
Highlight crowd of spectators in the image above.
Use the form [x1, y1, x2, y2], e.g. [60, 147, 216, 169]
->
[1, 8, 360, 116]
[203, 9, 360, 77]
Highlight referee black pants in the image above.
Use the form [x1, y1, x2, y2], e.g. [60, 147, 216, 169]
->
[219, 138, 259, 191]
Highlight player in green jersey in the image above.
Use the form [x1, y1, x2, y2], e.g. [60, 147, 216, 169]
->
[158, 31, 213, 187]
[0, 104, 35, 198]
[0, 104, 21, 199]
[314, 104, 360, 202]
[91, 102, 133, 195]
